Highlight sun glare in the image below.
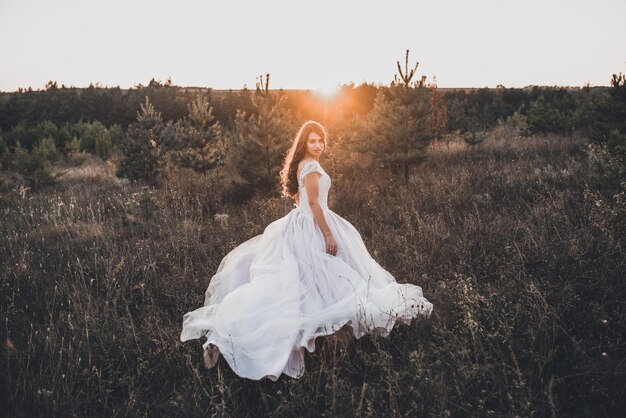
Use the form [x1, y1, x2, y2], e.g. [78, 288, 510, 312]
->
[313, 82, 341, 100]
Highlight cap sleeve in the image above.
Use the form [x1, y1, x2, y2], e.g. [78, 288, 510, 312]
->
[298, 160, 323, 186]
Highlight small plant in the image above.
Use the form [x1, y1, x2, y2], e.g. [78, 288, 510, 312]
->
[463, 130, 487, 148]
[33, 137, 58, 162]
[95, 135, 113, 161]
[10, 140, 55, 189]
[139, 187, 159, 221]
[77, 121, 109, 153]
[65, 136, 81, 154]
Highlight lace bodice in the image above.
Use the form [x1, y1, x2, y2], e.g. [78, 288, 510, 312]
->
[297, 160, 331, 212]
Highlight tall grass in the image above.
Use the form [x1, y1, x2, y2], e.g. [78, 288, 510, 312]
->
[1, 134, 624, 417]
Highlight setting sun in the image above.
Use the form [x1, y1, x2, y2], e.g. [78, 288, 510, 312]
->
[313, 83, 342, 101]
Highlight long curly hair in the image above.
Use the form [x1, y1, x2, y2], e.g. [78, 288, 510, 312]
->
[280, 120, 327, 198]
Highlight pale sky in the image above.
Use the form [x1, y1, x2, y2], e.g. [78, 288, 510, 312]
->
[1, 0, 625, 92]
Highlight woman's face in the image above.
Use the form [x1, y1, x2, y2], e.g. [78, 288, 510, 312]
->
[304, 131, 324, 159]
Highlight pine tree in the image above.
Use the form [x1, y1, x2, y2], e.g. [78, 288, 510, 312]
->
[462, 130, 488, 156]
[170, 93, 224, 173]
[366, 50, 433, 184]
[229, 74, 293, 196]
[117, 97, 166, 185]
[428, 79, 448, 142]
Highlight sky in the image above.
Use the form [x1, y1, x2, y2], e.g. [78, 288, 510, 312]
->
[1, 0, 625, 93]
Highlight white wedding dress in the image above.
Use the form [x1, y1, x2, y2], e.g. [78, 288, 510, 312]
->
[180, 159, 433, 381]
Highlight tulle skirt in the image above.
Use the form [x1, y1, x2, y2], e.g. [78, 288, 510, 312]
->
[180, 206, 433, 381]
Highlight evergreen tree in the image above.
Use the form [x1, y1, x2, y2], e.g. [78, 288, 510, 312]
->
[108, 124, 126, 151]
[33, 137, 58, 162]
[95, 134, 113, 161]
[229, 74, 293, 196]
[366, 50, 433, 184]
[0, 132, 8, 170]
[117, 97, 166, 185]
[76, 121, 108, 153]
[462, 130, 488, 156]
[170, 93, 224, 173]
[601, 73, 626, 155]
[11, 140, 55, 189]
[526, 94, 567, 134]
[428, 79, 448, 143]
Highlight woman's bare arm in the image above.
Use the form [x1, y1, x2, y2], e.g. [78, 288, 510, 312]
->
[304, 172, 337, 255]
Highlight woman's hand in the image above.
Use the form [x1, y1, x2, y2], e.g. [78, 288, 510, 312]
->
[325, 233, 337, 256]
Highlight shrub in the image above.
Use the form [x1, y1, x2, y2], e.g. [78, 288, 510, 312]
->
[0, 133, 8, 170]
[10, 141, 55, 189]
[95, 135, 113, 161]
[108, 124, 126, 151]
[77, 121, 108, 153]
[527, 94, 568, 134]
[32, 137, 58, 162]
[64, 136, 81, 154]
[497, 112, 530, 139]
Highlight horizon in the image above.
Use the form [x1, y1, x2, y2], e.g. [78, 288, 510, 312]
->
[1, 0, 625, 93]
[1, 81, 612, 95]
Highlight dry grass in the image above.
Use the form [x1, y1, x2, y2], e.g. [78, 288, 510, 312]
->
[1, 133, 625, 417]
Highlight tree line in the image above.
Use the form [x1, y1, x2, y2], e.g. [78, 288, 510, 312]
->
[1, 52, 625, 197]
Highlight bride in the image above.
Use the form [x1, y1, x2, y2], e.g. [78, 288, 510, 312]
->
[180, 120, 433, 381]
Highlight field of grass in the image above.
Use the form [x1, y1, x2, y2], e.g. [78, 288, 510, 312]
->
[1, 134, 625, 417]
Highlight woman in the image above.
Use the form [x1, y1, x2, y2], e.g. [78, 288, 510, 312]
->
[180, 120, 433, 381]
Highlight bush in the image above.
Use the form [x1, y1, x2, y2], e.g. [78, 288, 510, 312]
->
[527, 95, 568, 134]
[95, 135, 113, 161]
[77, 121, 108, 153]
[0, 134, 9, 170]
[586, 142, 626, 256]
[108, 124, 126, 151]
[65, 136, 81, 154]
[10, 141, 55, 189]
[32, 137, 58, 162]
[607, 129, 626, 157]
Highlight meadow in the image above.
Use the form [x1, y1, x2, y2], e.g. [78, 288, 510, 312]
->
[1, 130, 624, 417]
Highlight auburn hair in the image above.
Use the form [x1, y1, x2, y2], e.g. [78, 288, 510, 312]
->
[279, 120, 327, 198]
